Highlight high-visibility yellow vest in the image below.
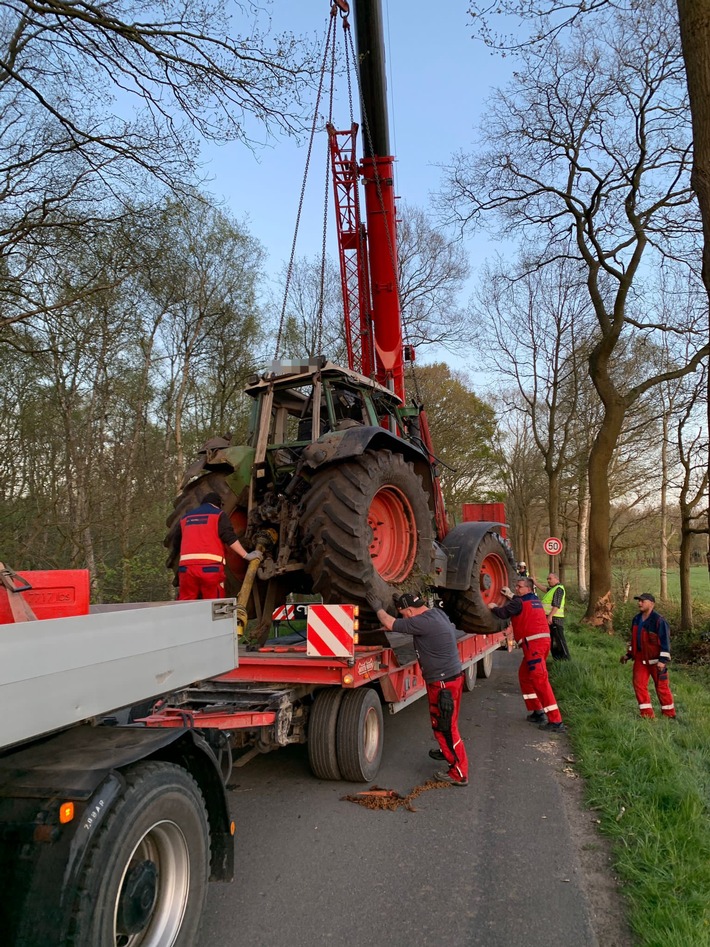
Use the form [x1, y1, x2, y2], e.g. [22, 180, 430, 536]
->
[541, 584, 566, 619]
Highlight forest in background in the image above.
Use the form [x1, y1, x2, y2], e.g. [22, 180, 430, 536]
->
[0, 1, 707, 630]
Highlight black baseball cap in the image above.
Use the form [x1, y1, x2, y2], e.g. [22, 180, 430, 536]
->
[203, 492, 223, 507]
[394, 592, 425, 609]
[634, 593, 655, 603]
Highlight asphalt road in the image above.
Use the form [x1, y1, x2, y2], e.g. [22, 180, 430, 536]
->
[197, 650, 633, 947]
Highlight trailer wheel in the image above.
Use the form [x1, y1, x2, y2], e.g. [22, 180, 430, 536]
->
[463, 664, 477, 692]
[67, 761, 209, 947]
[477, 650, 494, 679]
[308, 688, 345, 780]
[442, 532, 515, 634]
[301, 450, 434, 620]
[336, 688, 384, 782]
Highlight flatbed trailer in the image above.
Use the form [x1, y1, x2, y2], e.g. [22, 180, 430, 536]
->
[0, 567, 239, 947]
[145, 604, 512, 782]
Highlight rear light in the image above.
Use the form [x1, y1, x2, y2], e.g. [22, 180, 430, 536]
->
[59, 802, 74, 824]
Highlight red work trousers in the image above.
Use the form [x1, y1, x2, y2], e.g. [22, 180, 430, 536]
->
[178, 563, 225, 600]
[632, 661, 676, 718]
[427, 675, 468, 783]
[518, 637, 562, 724]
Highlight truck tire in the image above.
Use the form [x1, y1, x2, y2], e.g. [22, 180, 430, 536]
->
[442, 532, 515, 634]
[336, 688, 384, 782]
[67, 761, 210, 947]
[477, 649, 494, 679]
[463, 664, 477, 692]
[301, 449, 434, 615]
[308, 688, 345, 780]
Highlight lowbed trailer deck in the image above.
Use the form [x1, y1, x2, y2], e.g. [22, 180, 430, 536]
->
[144, 614, 511, 782]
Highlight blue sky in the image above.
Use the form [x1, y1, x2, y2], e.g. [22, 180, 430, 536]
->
[201, 1, 514, 367]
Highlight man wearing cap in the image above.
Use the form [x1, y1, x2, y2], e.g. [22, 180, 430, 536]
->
[620, 594, 676, 719]
[177, 492, 262, 600]
[488, 576, 566, 733]
[366, 590, 469, 787]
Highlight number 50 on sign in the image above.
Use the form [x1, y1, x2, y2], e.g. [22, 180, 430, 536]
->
[543, 537, 563, 556]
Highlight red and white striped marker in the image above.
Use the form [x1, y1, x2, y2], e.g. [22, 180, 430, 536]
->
[306, 604, 355, 657]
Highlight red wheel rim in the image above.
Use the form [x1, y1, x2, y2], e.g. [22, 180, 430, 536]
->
[479, 552, 509, 604]
[368, 486, 417, 582]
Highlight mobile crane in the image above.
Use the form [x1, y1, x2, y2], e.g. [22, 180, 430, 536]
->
[164, 0, 515, 643]
[152, 0, 515, 783]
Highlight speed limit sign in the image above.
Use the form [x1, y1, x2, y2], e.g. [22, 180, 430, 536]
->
[543, 537, 563, 556]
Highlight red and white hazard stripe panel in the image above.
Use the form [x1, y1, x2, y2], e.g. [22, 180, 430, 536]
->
[306, 604, 355, 658]
[272, 604, 301, 621]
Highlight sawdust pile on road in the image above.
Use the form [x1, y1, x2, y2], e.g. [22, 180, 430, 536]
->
[341, 778, 450, 812]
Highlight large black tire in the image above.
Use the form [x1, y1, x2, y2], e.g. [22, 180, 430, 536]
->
[66, 761, 210, 947]
[463, 664, 477, 692]
[441, 532, 516, 634]
[300, 450, 434, 615]
[308, 688, 345, 780]
[336, 688, 384, 782]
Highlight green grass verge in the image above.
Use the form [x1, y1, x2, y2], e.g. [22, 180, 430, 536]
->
[625, 566, 710, 606]
[551, 607, 710, 947]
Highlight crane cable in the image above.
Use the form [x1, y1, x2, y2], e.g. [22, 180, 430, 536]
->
[274, 8, 340, 360]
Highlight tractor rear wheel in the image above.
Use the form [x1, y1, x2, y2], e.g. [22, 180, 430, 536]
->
[442, 532, 515, 634]
[301, 450, 434, 616]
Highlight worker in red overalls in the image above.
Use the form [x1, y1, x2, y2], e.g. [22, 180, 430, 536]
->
[489, 576, 566, 733]
[177, 492, 261, 600]
[366, 590, 469, 787]
[620, 593, 676, 719]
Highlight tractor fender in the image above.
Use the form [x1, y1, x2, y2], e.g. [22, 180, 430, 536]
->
[300, 426, 434, 489]
[441, 521, 511, 590]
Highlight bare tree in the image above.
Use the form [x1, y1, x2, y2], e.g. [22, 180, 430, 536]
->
[396, 203, 471, 352]
[472, 253, 592, 581]
[674, 373, 708, 629]
[468, 0, 710, 591]
[0, 1, 317, 330]
[443, 1, 708, 626]
[494, 404, 548, 566]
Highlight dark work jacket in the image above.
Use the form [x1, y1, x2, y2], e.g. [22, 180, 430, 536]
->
[626, 610, 671, 665]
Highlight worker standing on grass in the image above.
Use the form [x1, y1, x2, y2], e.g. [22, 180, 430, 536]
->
[177, 492, 262, 600]
[488, 577, 566, 733]
[366, 590, 469, 787]
[540, 573, 571, 660]
[620, 593, 676, 719]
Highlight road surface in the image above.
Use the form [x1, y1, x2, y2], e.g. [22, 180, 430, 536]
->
[198, 649, 633, 947]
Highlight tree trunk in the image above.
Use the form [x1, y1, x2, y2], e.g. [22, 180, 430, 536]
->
[676, 0, 710, 573]
[548, 467, 562, 580]
[679, 510, 694, 630]
[584, 399, 626, 629]
[577, 471, 590, 600]
[660, 413, 669, 600]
